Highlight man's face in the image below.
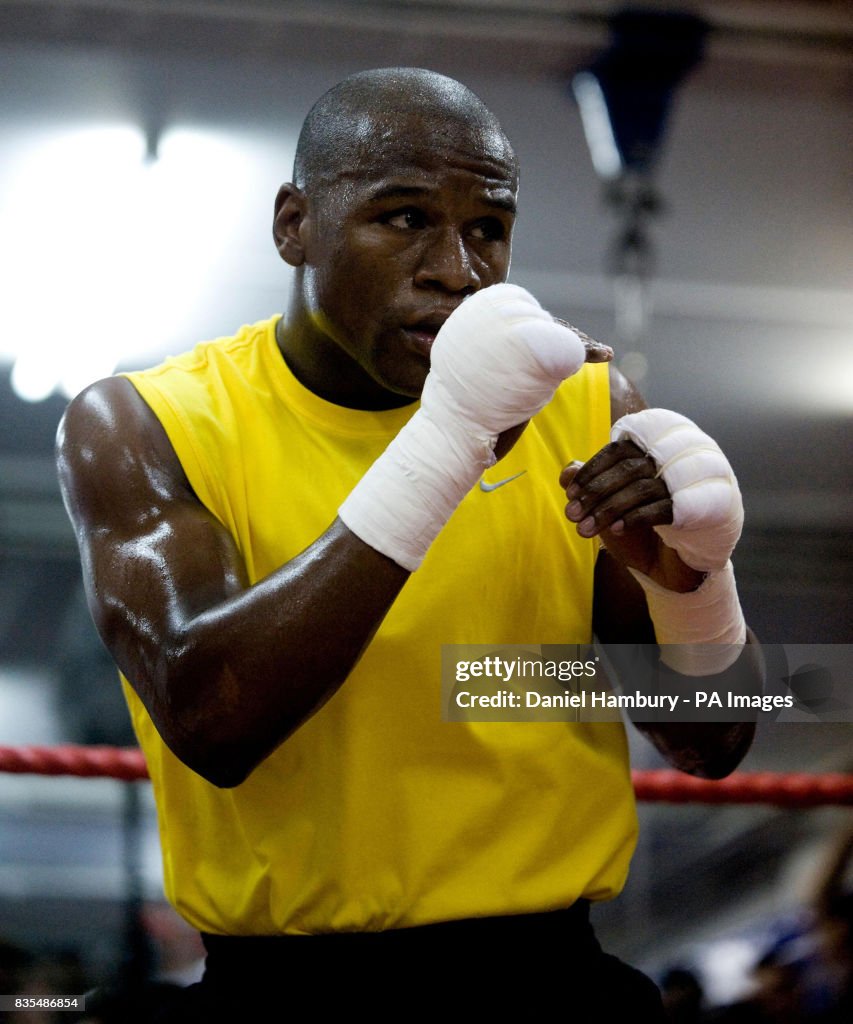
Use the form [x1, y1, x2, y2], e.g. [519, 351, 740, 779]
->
[297, 112, 518, 408]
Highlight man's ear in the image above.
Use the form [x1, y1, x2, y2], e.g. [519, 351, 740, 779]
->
[273, 183, 309, 267]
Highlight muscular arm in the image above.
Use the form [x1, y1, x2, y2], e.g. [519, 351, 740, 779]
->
[58, 288, 600, 788]
[56, 377, 409, 787]
[586, 365, 757, 779]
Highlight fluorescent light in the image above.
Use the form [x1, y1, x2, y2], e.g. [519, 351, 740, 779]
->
[572, 71, 624, 181]
[1, 123, 253, 401]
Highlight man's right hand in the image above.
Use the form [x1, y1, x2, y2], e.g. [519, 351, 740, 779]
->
[494, 318, 612, 460]
[340, 284, 604, 568]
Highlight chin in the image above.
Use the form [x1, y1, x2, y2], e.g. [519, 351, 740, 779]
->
[376, 364, 428, 402]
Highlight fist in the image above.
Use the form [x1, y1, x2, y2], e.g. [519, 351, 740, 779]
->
[426, 284, 587, 437]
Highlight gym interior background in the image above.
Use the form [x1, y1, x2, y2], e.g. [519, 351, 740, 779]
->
[0, 0, 850, 1013]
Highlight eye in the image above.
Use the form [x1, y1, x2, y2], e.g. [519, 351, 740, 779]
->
[469, 217, 507, 243]
[382, 207, 428, 230]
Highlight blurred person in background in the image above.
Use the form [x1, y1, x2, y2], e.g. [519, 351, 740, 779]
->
[706, 822, 853, 1023]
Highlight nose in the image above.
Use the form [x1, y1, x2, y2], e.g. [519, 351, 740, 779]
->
[414, 227, 481, 295]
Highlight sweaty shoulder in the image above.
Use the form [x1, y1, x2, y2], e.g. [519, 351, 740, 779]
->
[609, 362, 647, 423]
[56, 375, 194, 539]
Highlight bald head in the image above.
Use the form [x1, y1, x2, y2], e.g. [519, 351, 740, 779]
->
[293, 67, 517, 193]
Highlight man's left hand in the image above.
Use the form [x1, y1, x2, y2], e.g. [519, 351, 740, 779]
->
[560, 441, 705, 593]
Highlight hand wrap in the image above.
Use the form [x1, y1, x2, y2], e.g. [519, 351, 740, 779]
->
[338, 283, 585, 570]
[611, 408, 743, 573]
[611, 408, 747, 676]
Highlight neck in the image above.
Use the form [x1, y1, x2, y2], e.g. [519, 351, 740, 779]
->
[275, 298, 414, 412]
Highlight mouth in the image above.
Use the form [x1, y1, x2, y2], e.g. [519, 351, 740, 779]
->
[402, 312, 454, 359]
[403, 325, 439, 357]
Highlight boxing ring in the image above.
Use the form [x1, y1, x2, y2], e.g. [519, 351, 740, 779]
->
[1, 743, 851, 1016]
[1, 743, 852, 805]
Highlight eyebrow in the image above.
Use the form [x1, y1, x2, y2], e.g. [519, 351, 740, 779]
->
[366, 183, 517, 214]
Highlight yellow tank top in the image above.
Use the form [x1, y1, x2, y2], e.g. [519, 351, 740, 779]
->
[123, 316, 637, 935]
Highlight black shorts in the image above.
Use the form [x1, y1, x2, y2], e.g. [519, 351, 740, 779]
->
[153, 901, 665, 1022]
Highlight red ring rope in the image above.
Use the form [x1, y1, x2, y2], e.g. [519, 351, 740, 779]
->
[0, 745, 851, 805]
[631, 768, 853, 806]
[0, 744, 147, 782]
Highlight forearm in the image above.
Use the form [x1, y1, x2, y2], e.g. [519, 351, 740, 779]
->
[593, 553, 758, 778]
[627, 635, 760, 779]
[621, 569, 759, 777]
[634, 721, 755, 780]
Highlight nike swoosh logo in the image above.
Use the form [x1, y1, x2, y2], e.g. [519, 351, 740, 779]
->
[479, 470, 527, 492]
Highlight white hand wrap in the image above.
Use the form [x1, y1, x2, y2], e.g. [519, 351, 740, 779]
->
[338, 283, 585, 571]
[629, 562, 747, 676]
[611, 408, 743, 573]
[611, 408, 747, 676]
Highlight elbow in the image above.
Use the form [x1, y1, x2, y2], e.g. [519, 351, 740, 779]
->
[173, 710, 307, 788]
[109, 621, 295, 789]
[166, 732, 265, 790]
[681, 721, 757, 780]
[639, 720, 755, 780]
[148, 665, 271, 790]
[690, 759, 741, 782]
[193, 758, 255, 790]
[138, 643, 308, 790]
